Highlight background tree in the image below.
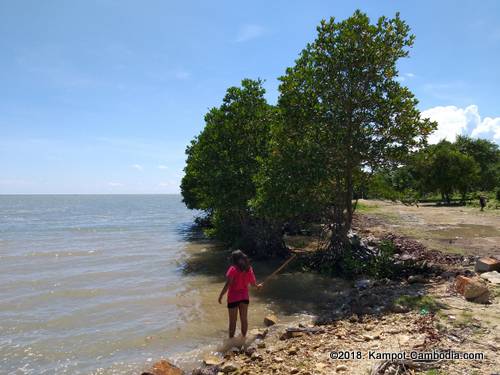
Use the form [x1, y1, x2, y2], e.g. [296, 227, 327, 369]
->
[366, 138, 495, 204]
[455, 136, 499, 191]
[254, 11, 436, 255]
[181, 79, 283, 257]
[414, 141, 480, 203]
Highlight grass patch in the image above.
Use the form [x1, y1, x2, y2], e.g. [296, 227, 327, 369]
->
[355, 201, 380, 213]
[394, 295, 443, 313]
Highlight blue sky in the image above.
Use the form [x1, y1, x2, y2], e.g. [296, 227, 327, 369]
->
[1, 0, 499, 194]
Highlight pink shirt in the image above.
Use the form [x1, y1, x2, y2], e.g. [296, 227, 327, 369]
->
[226, 265, 256, 303]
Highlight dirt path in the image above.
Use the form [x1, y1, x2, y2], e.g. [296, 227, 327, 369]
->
[356, 200, 500, 257]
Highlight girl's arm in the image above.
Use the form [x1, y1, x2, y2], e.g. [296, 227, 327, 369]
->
[218, 279, 231, 304]
[249, 267, 263, 289]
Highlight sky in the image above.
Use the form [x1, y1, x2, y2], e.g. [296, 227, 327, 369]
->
[1, 0, 499, 194]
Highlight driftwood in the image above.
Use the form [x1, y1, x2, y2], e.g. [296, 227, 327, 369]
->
[262, 254, 297, 285]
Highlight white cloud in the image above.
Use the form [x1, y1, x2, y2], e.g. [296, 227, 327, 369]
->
[235, 24, 265, 43]
[131, 164, 143, 171]
[158, 165, 168, 170]
[422, 105, 500, 144]
[471, 116, 500, 141]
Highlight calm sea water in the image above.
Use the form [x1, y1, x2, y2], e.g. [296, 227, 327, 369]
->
[0, 195, 348, 374]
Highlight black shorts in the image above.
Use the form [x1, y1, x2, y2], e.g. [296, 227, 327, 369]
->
[227, 299, 249, 308]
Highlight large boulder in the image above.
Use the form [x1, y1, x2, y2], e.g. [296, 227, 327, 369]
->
[455, 276, 490, 304]
[475, 257, 500, 273]
[142, 359, 183, 375]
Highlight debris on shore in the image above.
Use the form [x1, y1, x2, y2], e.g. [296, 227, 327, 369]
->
[142, 229, 500, 375]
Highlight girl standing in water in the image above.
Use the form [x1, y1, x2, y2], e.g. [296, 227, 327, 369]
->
[218, 250, 262, 338]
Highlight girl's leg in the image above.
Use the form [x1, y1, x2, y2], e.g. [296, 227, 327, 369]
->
[238, 302, 249, 337]
[228, 307, 238, 338]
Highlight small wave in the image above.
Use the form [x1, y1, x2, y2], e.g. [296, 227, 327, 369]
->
[27, 249, 100, 258]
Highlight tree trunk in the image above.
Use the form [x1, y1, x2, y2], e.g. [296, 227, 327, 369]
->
[240, 217, 286, 258]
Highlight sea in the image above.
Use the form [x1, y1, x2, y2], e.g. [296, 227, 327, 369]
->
[0, 195, 348, 374]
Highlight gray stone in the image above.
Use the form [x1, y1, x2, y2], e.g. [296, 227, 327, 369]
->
[408, 274, 426, 284]
[480, 271, 500, 285]
[221, 362, 238, 373]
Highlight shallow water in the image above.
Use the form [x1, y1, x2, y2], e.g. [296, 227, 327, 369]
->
[0, 195, 348, 374]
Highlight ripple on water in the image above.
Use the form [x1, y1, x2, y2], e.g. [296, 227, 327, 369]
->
[0, 195, 351, 374]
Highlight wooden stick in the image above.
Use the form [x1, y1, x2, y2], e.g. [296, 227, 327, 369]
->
[262, 254, 297, 286]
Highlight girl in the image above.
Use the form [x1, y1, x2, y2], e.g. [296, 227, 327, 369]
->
[218, 250, 262, 338]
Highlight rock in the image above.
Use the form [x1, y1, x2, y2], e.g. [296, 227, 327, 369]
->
[227, 347, 240, 355]
[455, 276, 490, 304]
[408, 274, 426, 284]
[480, 271, 500, 285]
[274, 356, 284, 363]
[191, 368, 219, 375]
[244, 346, 256, 356]
[221, 362, 238, 373]
[256, 340, 266, 349]
[249, 328, 268, 339]
[288, 347, 298, 355]
[264, 314, 278, 327]
[250, 352, 263, 361]
[290, 368, 299, 374]
[203, 355, 223, 367]
[336, 365, 348, 372]
[355, 279, 374, 290]
[147, 359, 183, 375]
[475, 257, 500, 273]
[347, 230, 361, 247]
[279, 326, 322, 340]
[391, 304, 409, 313]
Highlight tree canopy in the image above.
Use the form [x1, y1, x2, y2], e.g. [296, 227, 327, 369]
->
[181, 79, 282, 255]
[253, 11, 435, 253]
[180, 10, 499, 259]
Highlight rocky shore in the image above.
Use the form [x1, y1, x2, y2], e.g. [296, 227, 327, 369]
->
[142, 228, 500, 375]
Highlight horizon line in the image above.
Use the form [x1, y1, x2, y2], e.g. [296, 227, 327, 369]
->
[0, 193, 182, 196]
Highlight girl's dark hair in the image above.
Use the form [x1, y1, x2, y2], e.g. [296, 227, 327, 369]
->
[230, 250, 250, 271]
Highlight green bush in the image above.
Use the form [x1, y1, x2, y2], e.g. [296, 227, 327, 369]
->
[369, 240, 396, 278]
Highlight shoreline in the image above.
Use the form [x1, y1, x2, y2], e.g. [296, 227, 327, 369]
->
[146, 271, 499, 375]
[142, 204, 500, 375]
[189, 273, 499, 374]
